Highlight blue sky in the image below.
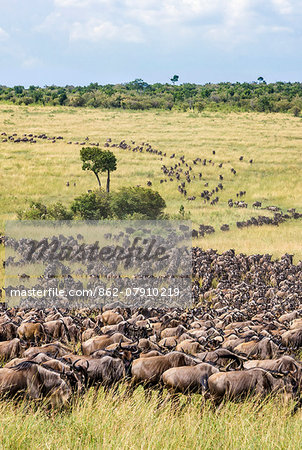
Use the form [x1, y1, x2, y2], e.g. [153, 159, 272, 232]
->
[0, 0, 301, 86]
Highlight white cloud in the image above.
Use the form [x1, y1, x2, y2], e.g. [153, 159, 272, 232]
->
[54, 0, 93, 6]
[257, 25, 293, 34]
[38, 0, 301, 47]
[35, 12, 66, 33]
[271, 0, 293, 15]
[70, 19, 143, 42]
[0, 27, 9, 40]
[54, 0, 110, 7]
[125, 0, 222, 25]
[22, 56, 40, 68]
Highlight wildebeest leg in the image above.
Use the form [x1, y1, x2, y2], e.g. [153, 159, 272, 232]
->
[144, 385, 153, 401]
[170, 391, 181, 409]
[215, 398, 226, 411]
[34, 332, 40, 346]
[159, 389, 181, 409]
[292, 396, 302, 415]
[157, 383, 164, 404]
[182, 392, 193, 408]
[124, 379, 137, 397]
[110, 383, 120, 398]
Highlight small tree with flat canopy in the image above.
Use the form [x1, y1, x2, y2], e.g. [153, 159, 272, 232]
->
[80, 147, 104, 188]
[80, 147, 117, 192]
[170, 75, 179, 85]
[100, 150, 117, 193]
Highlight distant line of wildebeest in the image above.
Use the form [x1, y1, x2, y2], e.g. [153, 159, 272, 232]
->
[2, 130, 302, 235]
[0, 248, 302, 411]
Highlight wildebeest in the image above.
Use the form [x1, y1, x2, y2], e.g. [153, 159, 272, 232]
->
[131, 352, 198, 386]
[23, 342, 71, 358]
[0, 321, 17, 340]
[243, 356, 302, 381]
[43, 319, 70, 343]
[162, 362, 219, 393]
[281, 329, 302, 349]
[0, 361, 71, 406]
[196, 349, 246, 368]
[208, 368, 294, 404]
[82, 333, 132, 355]
[74, 356, 126, 388]
[234, 337, 280, 359]
[0, 338, 22, 361]
[17, 322, 45, 344]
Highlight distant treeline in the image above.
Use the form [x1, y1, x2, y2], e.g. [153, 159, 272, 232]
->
[0, 80, 301, 114]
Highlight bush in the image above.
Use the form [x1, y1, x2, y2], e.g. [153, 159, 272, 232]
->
[110, 186, 166, 219]
[170, 205, 191, 220]
[123, 212, 150, 220]
[17, 201, 48, 220]
[71, 190, 111, 220]
[47, 202, 73, 220]
[18, 201, 73, 220]
[292, 106, 301, 117]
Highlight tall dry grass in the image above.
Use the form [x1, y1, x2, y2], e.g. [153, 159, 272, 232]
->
[0, 388, 301, 449]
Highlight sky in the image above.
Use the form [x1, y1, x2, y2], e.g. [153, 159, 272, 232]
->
[0, 0, 301, 86]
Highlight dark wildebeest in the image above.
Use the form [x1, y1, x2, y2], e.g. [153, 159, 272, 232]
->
[0, 321, 17, 341]
[17, 322, 45, 344]
[243, 356, 302, 383]
[162, 362, 219, 394]
[131, 351, 198, 387]
[74, 356, 126, 388]
[234, 338, 280, 359]
[43, 319, 70, 343]
[0, 361, 71, 406]
[82, 333, 132, 355]
[281, 329, 302, 349]
[208, 368, 295, 405]
[0, 338, 22, 361]
[23, 342, 71, 358]
[196, 349, 246, 368]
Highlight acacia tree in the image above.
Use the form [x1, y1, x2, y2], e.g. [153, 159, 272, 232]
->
[100, 150, 117, 193]
[80, 147, 117, 191]
[170, 75, 179, 85]
[80, 147, 104, 188]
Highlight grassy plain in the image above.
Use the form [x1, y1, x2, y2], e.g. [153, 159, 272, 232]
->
[0, 389, 301, 450]
[0, 105, 302, 447]
[0, 105, 301, 260]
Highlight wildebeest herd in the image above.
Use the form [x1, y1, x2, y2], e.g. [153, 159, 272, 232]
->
[1, 129, 301, 411]
[0, 248, 302, 411]
[2, 129, 301, 236]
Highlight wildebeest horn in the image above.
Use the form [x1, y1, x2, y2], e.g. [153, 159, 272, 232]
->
[72, 359, 82, 369]
[131, 349, 140, 355]
[225, 360, 237, 371]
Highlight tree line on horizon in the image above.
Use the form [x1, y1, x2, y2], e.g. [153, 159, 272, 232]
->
[0, 79, 301, 115]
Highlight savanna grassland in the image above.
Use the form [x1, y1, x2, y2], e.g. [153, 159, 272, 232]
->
[0, 105, 302, 449]
[0, 390, 302, 450]
[0, 104, 301, 259]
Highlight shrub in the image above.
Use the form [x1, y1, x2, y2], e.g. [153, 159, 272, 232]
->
[17, 201, 48, 220]
[18, 201, 73, 220]
[47, 202, 73, 220]
[292, 106, 301, 117]
[123, 212, 150, 220]
[71, 190, 111, 220]
[195, 101, 205, 112]
[110, 186, 166, 219]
